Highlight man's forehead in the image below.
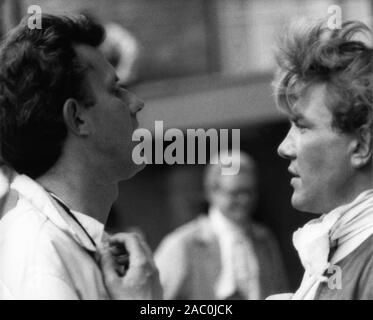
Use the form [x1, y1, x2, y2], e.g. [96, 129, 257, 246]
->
[73, 43, 115, 82]
[287, 83, 327, 120]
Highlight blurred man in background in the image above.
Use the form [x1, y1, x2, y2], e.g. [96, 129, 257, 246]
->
[274, 19, 373, 299]
[155, 150, 288, 300]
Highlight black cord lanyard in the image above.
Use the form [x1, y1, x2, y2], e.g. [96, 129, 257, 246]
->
[48, 192, 97, 249]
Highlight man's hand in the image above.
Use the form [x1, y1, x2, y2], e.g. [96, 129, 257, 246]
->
[98, 232, 163, 300]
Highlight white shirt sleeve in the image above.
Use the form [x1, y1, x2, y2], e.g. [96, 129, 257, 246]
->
[18, 272, 79, 300]
[0, 272, 80, 300]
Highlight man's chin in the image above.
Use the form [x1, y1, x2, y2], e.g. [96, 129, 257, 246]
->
[119, 161, 147, 181]
[291, 194, 321, 214]
[225, 210, 249, 224]
[291, 192, 308, 211]
[129, 162, 147, 178]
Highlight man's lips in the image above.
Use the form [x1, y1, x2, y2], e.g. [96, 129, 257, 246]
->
[288, 167, 300, 186]
[290, 177, 300, 186]
[288, 166, 299, 177]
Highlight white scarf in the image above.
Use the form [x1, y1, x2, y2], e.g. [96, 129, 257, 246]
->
[209, 209, 261, 299]
[292, 189, 373, 300]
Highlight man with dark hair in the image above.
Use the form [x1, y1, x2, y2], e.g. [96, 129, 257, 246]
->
[273, 19, 373, 299]
[155, 151, 288, 300]
[0, 14, 161, 299]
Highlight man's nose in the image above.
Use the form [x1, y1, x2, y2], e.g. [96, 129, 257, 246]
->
[128, 91, 145, 115]
[277, 130, 295, 160]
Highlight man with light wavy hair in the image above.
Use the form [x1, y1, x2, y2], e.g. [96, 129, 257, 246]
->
[271, 19, 373, 299]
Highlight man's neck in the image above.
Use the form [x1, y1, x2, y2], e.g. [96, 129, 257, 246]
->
[331, 173, 373, 214]
[209, 206, 251, 234]
[36, 164, 118, 224]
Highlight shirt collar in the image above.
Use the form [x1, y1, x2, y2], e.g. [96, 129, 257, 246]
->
[208, 207, 247, 240]
[71, 209, 105, 248]
[10, 172, 104, 252]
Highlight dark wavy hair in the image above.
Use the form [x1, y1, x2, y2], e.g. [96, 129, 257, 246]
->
[0, 14, 105, 178]
[273, 19, 373, 133]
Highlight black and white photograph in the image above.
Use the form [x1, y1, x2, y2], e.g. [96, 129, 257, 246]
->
[0, 0, 373, 306]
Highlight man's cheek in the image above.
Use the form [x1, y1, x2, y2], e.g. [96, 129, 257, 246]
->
[301, 147, 325, 174]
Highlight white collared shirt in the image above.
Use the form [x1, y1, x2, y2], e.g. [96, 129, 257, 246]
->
[0, 171, 110, 299]
[209, 208, 261, 299]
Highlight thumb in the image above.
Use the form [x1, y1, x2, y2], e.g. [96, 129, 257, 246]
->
[98, 245, 116, 282]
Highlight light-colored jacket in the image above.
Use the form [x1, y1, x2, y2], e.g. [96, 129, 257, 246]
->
[0, 168, 109, 299]
[155, 215, 288, 300]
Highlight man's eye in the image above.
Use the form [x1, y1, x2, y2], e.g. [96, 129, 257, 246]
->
[291, 121, 307, 132]
[295, 122, 307, 131]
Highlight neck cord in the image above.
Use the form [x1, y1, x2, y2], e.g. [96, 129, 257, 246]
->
[47, 191, 97, 248]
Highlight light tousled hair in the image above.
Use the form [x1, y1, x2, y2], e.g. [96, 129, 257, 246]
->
[273, 19, 373, 133]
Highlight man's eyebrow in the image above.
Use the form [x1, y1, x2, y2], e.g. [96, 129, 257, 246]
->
[289, 115, 299, 122]
[288, 108, 306, 122]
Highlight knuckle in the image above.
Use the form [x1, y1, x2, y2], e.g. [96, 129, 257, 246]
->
[124, 232, 141, 245]
[104, 273, 116, 286]
[127, 232, 139, 239]
[136, 257, 150, 269]
[137, 262, 155, 277]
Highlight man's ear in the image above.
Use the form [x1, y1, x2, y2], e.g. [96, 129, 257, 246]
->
[350, 125, 373, 168]
[62, 98, 90, 136]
